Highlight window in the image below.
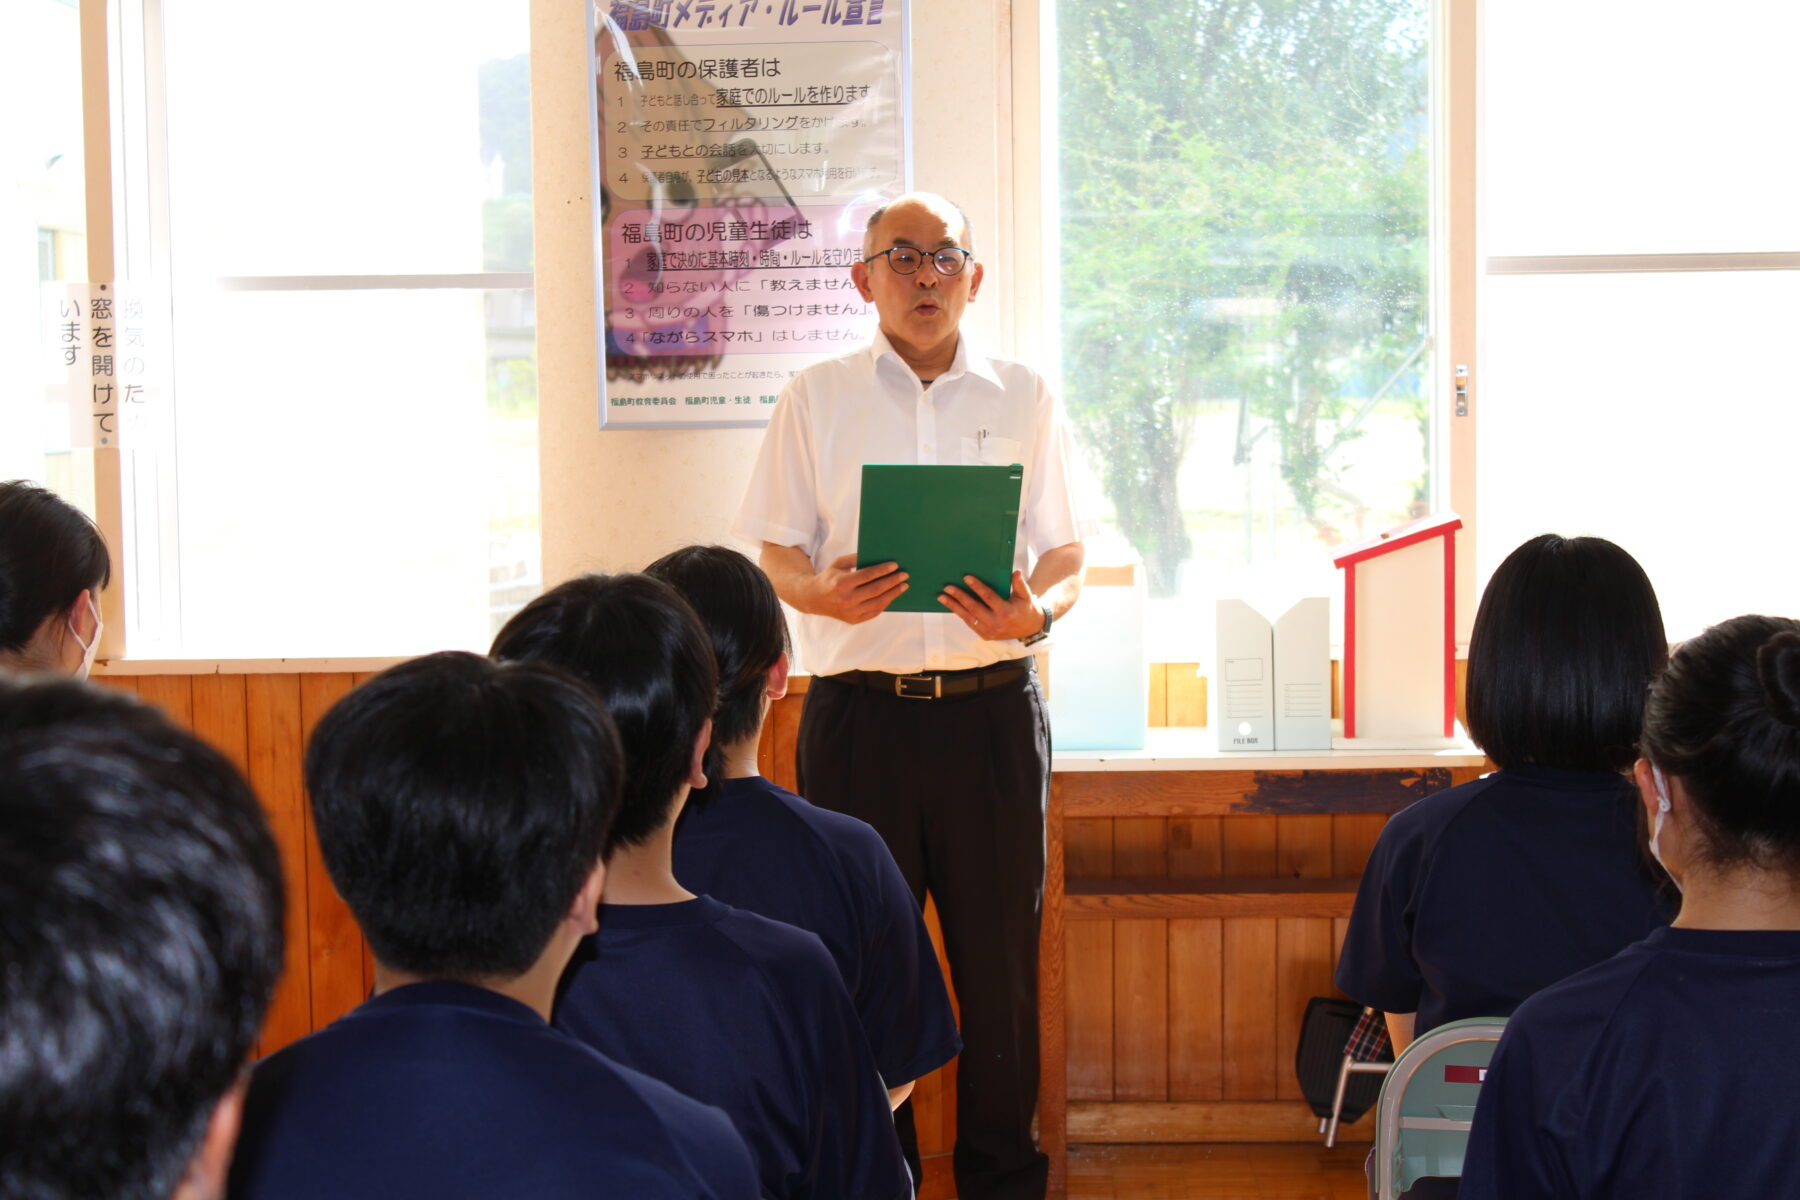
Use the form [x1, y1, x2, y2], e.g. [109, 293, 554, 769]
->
[2, 0, 88, 493]
[1046, 0, 1440, 657]
[110, 0, 538, 658]
[1478, 1, 1800, 640]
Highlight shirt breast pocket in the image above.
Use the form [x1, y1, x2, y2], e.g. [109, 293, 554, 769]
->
[962, 434, 1023, 466]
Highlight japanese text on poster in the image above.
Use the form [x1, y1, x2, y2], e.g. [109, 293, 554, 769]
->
[595, 0, 907, 427]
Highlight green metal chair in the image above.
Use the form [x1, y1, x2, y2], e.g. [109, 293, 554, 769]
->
[1369, 1016, 1507, 1200]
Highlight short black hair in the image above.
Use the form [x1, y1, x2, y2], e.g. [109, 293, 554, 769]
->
[491, 573, 718, 853]
[1641, 615, 1800, 874]
[0, 480, 111, 653]
[0, 677, 283, 1200]
[1465, 534, 1666, 772]
[645, 545, 788, 750]
[304, 651, 622, 980]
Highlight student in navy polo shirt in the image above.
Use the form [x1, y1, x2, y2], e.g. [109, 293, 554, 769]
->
[0, 678, 283, 1200]
[228, 652, 758, 1200]
[647, 545, 962, 1116]
[1337, 535, 1676, 1053]
[492, 574, 913, 1200]
[1463, 614, 1800, 1200]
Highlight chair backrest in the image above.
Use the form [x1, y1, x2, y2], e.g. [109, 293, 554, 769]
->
[1372, 1016, 1507, 1200]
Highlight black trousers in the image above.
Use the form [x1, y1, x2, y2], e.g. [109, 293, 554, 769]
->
[797, 666, 1051, 1200]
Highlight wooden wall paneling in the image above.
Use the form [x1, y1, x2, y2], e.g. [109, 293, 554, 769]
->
[1041, 774, 1068, 1198]
[1221, 918, 1279, 1099]
[134, 673, 192, 724]
[1110, 817, 1167, 1102]
[1167, 917, 1223, 1100]
[1065, 816, 1115, 1102]
[1277, 816, 1333, 880]
[1274, 919, 1336, 1101]
[90, 673, 138, 695]
[1066, 920, 1115, 1103]
[1059, 768, 1468, 818]
[1167, 816, 1224, 876]
[1222, 817, 1279, 878]
[1331, 814, 1389, 877]
[299, 673, 365, 1031]
[244, 674, 311, 1057]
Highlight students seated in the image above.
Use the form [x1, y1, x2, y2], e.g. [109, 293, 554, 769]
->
[228, 651, 757, 1200]
[0, 480, 110, 677]
[1462, 615, 1800, 1200]
[492, 574, 912, 1200]
[1337, 535, 1676, 1051]
[0, 677, 283, 1200]
[646, 545, 961, 1110]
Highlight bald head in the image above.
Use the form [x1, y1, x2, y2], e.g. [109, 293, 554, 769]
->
[862, 193, 974, 258]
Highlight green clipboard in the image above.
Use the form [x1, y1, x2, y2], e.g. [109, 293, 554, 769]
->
[856, 464, 1023, 613]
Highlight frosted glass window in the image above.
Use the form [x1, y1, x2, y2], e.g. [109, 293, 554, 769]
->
[166, 288, 535, 659]
[161, 0, 530, 277]
[1, 0, 87, 486]
[1479, 271, 1800, 640]
[138, 0, 538, 659]
[1485, 2, 1800, 257]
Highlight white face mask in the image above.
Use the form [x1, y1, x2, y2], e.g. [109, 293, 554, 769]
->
[67, 594, 102, 680]
[1648, 765, 1679, 891]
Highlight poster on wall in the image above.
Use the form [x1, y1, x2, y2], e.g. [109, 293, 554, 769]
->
[592, 0, 909, 428]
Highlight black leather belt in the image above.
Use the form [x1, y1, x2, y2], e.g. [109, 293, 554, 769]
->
[826, 661, 1031, 700]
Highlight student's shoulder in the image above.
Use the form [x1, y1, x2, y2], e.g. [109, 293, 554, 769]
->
[748, 777, 893, 866]
[1504, 936, 1665, 1061]
[701, 899, 851, 1014]
[1374, 772, 1503, 850]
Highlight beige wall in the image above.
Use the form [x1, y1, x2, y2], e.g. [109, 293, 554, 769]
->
[531, 0, 1023, 584]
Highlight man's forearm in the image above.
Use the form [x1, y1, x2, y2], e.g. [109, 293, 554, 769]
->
[1028, 542, 1085, 623]
[759, 542, 819, 614]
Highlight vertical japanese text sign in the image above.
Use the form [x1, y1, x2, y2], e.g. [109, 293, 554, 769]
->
[594, 0, 909, 428]
[42, 282, 162, 450]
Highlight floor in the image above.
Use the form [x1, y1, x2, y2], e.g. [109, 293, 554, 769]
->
[1067, 1143, 1369, 1200]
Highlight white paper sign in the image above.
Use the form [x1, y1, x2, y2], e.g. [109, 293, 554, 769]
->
[41, 282, 163, 450]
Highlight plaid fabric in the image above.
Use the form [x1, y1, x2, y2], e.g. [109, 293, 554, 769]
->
[1346, 1006, 1395, 1062]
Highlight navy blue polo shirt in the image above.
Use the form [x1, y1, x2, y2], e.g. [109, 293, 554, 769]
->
[229, 981, 758, 1200]
[1462, 927, 1800, 1200]
[1335, 766, 1673, 1035]
[554, 895, 911, 1200]
[673, 774, 961, 1085]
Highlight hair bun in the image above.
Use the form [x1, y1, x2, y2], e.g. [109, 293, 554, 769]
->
[1756, 630, 1800, 728]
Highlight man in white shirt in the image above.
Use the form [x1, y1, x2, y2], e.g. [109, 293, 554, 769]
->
[734, 192, 1086, 1200]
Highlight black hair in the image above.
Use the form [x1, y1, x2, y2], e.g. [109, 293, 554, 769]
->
[491, 573, 718, 853]
[0, 677, 283, 1200]
[1464, 534, 1666, 772]
[1641, 615, 1800, 875]
[645, 545, 788, 750]
[303, 650, 622, 980]
[0, 480, 111, 654]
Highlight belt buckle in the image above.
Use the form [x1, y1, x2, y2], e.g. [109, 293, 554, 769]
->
[895, 673, 941, 700]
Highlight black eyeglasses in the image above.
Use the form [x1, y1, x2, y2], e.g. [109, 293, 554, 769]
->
[864, 246, 975, 277]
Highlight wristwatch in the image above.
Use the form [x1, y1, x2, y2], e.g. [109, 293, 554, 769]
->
[1021, 604, 1052, 647]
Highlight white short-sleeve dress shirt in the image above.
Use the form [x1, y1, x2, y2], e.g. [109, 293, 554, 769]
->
[733, 331, 1088, 677]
